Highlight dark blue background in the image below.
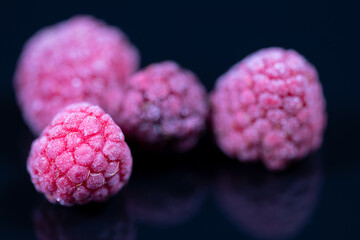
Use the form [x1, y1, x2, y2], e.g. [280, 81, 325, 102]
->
[0, 0, 359, 239]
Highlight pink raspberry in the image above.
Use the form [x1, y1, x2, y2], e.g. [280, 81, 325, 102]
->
[27, 103, 132, 206]
[210, 48, 327, 170]
[14, 15, 139, 135]
[109, 61, 208, 152]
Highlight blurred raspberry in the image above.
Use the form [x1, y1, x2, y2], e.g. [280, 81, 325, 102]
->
[211, 47, 327, 170]
[15, 15, 139, 135]
[27, 103, 132, 206]
[109, 61, 208, 152]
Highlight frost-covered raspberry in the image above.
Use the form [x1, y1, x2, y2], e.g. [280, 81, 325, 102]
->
[110, 61, 208, 152]
[27, 103, 132, 206]
[15, 15, 139, 135]
[211, 48, 326, 170]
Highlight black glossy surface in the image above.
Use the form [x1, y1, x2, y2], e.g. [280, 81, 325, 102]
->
[0, 100, 359, 240]
[1, 0, 359, 239]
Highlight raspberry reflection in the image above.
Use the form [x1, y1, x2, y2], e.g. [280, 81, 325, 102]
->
[125, 161, 205, 226]
[216, 154, 322, 239]
[33, 195, 134, 240]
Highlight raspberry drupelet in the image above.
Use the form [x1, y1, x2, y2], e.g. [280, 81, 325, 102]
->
[27, 103, 132, 206]
[210, 48, 327, 170]
[109, 61, 208, 152]
[14, 15, 139, 135]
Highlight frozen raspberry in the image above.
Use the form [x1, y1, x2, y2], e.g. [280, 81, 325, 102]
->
[216, 155, 322, 239]
[211, 47, 327, 170]
[27, 103, 132, 206]
[14, 15, 139, 135]
[109, 61, 208, 152]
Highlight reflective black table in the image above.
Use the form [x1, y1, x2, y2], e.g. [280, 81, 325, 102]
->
[0, 100, 359, 240]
